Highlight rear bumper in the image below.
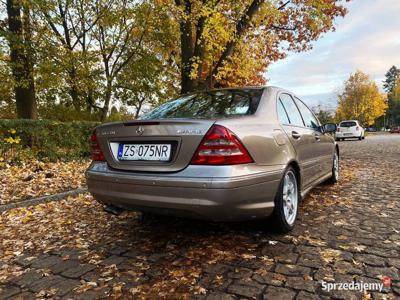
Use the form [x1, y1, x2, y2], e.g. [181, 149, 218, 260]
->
[336, 132, 362, 138]
[85, 162, 283, 221]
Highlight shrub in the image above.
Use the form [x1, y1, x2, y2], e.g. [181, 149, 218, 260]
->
[0, 119, 99, 163]
[38, 104, 103, 122]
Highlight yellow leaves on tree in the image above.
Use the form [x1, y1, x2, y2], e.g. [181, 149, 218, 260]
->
[335, 71, 388, 126]
[165, 0, 348, 94]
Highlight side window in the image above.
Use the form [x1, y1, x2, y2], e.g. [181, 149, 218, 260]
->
[277, 99, 290, 124]
[279, 94, 304, 127]
[295, 98, 320, 129]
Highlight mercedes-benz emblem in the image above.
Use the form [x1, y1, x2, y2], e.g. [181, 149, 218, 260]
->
[136, 126, 144, 135]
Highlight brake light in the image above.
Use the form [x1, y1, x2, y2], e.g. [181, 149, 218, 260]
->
[337, 128, 340, 132]
[356, 126, 359, 131]
[90, 131, 105, 161]
[190, 125, 253, 165]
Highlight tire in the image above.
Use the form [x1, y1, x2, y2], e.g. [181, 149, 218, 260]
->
[271, 167, 299, 233]
[326, 150, 339, 184]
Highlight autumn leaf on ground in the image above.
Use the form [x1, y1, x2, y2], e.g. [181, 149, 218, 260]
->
[320, 249, 342, 264]
[0, 160, 90, 205]
[214, 275, 224, 286]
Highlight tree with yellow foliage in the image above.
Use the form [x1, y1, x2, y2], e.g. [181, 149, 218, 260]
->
[387, 78, 400, 126]
[164, 0, 348, 93]
[335, 71, 387, 126]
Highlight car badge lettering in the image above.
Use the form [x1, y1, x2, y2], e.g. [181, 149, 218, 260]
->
[177, 129, 202, 135]
[101, 130, 115, 136]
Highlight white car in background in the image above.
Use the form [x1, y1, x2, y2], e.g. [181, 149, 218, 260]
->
[336, 120, 365, 141]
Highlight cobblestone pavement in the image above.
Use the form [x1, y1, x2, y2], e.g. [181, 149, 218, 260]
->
[0, 134, 399, 300]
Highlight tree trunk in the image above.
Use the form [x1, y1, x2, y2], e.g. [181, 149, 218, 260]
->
[6, 0, 37, 119]
[86, 90, 95, 112]
[67, 64, 81, 110]
[101, 80, 112, 121]
[134, 98, 144, 119]
[177, 0, 195, 94]
[177, 0, 264, 94]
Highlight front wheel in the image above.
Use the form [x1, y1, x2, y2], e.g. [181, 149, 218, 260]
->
[271, 167, 299, 233]
[327, 150, 339, 184]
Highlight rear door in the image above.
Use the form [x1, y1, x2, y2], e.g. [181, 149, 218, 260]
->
[294, 97, 333, 177]
[278, 93, 319, 188]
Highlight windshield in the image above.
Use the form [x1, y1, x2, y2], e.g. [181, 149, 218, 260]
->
[340, 121, 357, 127]
[141, 89, 263, 120]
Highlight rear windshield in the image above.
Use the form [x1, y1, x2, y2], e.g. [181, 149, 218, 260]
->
[141, 89, 263, 120]
[339, 121, 357, 127]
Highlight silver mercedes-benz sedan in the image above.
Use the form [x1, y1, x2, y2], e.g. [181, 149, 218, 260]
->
[86, 86, 339, 232]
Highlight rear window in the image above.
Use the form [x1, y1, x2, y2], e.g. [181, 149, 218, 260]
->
[141, 89, 263, 120]
[339, 121, 357, 127]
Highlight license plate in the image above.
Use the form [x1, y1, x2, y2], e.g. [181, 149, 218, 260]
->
[118, 144, 171, 161]
[344, 133, 352, 136]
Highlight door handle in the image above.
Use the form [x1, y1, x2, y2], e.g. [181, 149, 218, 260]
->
[314, 133, 321, 141]
[291, 131, 301, 139]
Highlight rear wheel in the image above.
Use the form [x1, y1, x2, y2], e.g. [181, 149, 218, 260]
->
[272, 167, 299, 233]
[327, 150, 339, 184]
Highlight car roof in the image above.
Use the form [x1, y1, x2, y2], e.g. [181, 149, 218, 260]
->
[195, 86, 266, 92]
[188, 86, 286, 92]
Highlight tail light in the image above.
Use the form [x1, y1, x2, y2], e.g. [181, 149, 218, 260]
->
[90, 131, 106, 161]
[337, 128, 340, 132]
[356, 126, 359, 131]
[190, 125, 253, 165]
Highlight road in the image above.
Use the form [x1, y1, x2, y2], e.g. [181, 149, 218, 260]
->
[0, 133, 399, 299]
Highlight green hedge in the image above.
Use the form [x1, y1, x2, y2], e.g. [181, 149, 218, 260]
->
[0, 119, 99, 162]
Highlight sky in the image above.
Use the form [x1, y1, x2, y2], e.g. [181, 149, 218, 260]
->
[266, 0, 400, 110]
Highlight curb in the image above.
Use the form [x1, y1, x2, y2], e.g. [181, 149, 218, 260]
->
[0, 188, 88, 213]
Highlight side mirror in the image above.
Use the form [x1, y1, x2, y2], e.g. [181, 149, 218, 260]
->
[323, 123, 337, 133]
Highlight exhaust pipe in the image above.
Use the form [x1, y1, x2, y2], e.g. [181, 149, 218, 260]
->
[103, 204, 124, 216]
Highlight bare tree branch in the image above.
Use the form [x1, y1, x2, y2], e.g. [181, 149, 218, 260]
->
[271, 24, 297, 31]
[112, 4, 151, 77]
[71, 3, 106, 49]
[43, 12, 67, 46]
[0, 24, 6, 35]
[277, 0, 290, 11]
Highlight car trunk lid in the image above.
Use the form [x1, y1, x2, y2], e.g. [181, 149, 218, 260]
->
[96, 119, 215, 172]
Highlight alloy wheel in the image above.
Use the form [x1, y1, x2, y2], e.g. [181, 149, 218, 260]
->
[333, 152, 339, 180]
[282, 170, 298, 226]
